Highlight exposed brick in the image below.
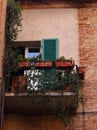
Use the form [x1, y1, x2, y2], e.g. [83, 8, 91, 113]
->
[78, 7, 97, 130]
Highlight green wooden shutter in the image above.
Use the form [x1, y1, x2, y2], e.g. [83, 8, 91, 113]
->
[42, 39, 58, 61]
[42, 39, 58, 90]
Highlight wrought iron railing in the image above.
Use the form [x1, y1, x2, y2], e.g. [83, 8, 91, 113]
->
[5, 62, 82, 93]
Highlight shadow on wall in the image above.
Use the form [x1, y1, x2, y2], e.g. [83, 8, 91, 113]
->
[3, 114, 66, 130]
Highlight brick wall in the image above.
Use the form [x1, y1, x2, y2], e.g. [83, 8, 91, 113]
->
[77, 8, 97, 129]
[64, 7, 97, 130]
[0, 0, 7, 129]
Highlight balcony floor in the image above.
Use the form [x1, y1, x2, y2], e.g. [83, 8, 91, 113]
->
[4, 91, 78, 114]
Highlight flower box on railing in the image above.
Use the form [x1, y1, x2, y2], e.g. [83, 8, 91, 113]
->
[18, 61, 31, 70]
[35, 61, 52, 69]
[55, 60, 74, 69]
[78, 67, 86, 80]
[12, 76, 27, 92]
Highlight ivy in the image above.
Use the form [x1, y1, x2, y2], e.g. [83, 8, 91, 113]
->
[4, 0, 22, 90]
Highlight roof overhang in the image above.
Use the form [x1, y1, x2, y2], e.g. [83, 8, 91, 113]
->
[10, 41, 41, 48]
[15, 0, 96, 9]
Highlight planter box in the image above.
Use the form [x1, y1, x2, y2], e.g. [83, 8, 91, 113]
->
[78, 67, 86, 80]
[12, 76, 27, 92]
[18, 61, 31, 70]
[55, 60, 74, 69]
[35, 61, 52, 69]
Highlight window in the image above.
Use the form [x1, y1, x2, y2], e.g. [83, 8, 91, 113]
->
[25, 47, 40, 58]
[12, 41, 41, 58]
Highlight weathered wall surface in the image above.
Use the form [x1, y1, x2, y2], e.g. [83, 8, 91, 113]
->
[0, 0, 7, 129]
[3, 114, 67, 130]
[18, 9, 79, 64]
[78, 8, 97, 129]
[3, 4, 97, 130]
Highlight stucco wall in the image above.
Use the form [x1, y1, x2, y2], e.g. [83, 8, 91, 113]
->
[18, 9, 79, 64]
[3, 114, 66, 130]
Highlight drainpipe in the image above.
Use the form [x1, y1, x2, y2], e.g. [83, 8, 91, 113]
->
[80, 96, 85, 130]
[0, 78, 5, 130]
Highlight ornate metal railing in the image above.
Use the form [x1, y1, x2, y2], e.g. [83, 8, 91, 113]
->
[5, 62, 82, 93]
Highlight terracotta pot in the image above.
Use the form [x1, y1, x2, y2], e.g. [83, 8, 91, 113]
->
[35, 61, 52, 69]
[12, 76, 27, 92]
[78, 67, 85, 73]
[18, 61, 31, 70]
[78, 67, 86, 80]
[65, 86, 71, 91]
[65, 86, 76, 92]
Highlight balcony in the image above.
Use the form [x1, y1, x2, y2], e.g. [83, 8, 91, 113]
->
[4, 60, 85, 116]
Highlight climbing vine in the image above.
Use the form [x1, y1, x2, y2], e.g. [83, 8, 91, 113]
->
[6, 0, 22, 42]
[4, 0, 22, 90]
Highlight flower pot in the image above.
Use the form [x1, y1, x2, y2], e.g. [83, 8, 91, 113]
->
[65, 86, 71, 91]
[12, 76, 27, 92]
[78, 67, 86, 80]
[35, 61, 52, 69]
[18, 61, 31, 70]
[55, 60, 74, 69]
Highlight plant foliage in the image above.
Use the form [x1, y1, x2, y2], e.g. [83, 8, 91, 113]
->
[4, 0, 22, 91]
[6, 0, 22, 42]
[4, 0, 22, 75]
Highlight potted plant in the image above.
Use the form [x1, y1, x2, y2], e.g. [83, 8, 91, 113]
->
[17, 55, 31, 70]
[55, 56, 74, 70]
[12, 75, 27, 92]
[55, 70, 79, 92]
